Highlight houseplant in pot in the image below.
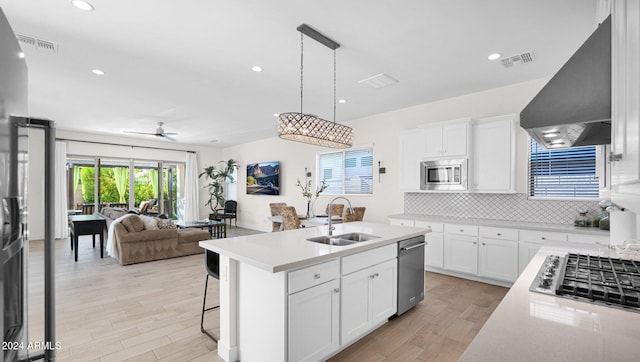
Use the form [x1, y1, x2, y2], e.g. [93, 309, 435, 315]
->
[199, 159, 238, 220]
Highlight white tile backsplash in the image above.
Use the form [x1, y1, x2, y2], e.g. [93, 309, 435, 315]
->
[404, 193, 601, 225]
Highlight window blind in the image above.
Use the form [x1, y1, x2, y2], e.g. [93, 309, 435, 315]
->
[318, 148, 373, 195]
[528, 138, 598, 198]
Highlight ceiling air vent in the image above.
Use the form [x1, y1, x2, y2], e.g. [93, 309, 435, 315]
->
[500, 51, 535, 68]
[16, 33, 58, 54]
[358, 73, 399, 89]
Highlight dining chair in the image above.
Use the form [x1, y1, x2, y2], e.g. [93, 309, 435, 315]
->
[269, 202, 287, 232]
[201, 249, 220, 342]
[325, 203, 344, 218]
[280, 206, 301, 230]
[344, 207, 366, 222]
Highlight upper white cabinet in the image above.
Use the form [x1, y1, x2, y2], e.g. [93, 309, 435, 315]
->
[398, 130, 426, 191]
[470, 115, 517, 193]
[611, 1, 640, 189]
[422, 119, 470, 158]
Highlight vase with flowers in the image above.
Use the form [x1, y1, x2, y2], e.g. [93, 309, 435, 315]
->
[296, 175, 329, 218]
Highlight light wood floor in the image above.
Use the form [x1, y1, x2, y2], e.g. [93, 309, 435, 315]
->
[25, 229, 507, 361]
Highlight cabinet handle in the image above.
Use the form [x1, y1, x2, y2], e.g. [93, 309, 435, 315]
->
[375, 273, 379, 278]
[482, 242, 486, 246]
[370, 274, 375, 279]
[314, 273, 321, 279]
[334, 288, 340, 293]
[473, 241, 477, 245]
[541, 237, 546, 241]
[497, 233, 502, 236]
[459, 229, 464, 233]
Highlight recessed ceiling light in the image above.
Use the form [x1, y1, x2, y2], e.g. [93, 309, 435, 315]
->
[273, 113, 279, 117]
[92, 69, 105, 75]
[252, 66, 263, 72]
[17, 52, 24, 59]
[338, 99, 347, 104]
[71, 0, 94, 11]
[210, 140, 220, 144]
[487, 52, 501, 60]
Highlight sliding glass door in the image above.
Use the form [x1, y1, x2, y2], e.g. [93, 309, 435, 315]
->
[66, 157, 183, 219]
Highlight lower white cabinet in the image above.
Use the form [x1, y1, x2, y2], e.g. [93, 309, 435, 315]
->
[518, 241, 543, 275]
[478, 237, 519, 282]
[415, 221, 444, 268]
[424, 232, 444, 268]
[444, 234, 478, 274]
[341, 259, 397, 345]
[288, 278, 340, 362]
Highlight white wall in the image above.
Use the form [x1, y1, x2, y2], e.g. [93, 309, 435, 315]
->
[222, 78, 549, 232]
[27, 78, 549, 237]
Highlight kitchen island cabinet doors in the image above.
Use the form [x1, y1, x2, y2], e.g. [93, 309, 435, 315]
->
[289, 279, 340, 362]
[444, 224, 479, 275]
[341, 259, 397, 346]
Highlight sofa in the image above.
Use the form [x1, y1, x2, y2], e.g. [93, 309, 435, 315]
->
[98, 207, 210, 266]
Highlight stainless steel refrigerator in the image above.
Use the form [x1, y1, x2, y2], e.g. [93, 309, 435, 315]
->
[1, 6, 56, 362]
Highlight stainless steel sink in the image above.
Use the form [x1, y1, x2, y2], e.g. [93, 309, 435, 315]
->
[306, 233, 379, 246]
[334, 233, 379, 242]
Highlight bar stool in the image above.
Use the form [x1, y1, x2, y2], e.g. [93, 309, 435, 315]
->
[200, 250, 220, 342]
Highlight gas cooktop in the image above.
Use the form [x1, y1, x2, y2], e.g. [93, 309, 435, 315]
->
[530, 253, 640, 313]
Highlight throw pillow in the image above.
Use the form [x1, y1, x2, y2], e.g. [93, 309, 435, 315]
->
[140, 215, 159, 230]
[121, 215, 145, 232]
[156, 219, 177, 230]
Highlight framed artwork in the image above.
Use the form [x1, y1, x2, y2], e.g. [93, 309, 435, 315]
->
[246, 161, 280, 195]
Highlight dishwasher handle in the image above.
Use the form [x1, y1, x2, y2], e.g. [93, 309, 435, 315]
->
[400, 242, 426, 252]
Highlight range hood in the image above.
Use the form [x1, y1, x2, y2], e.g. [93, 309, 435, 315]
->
[520, 15, 611, 149]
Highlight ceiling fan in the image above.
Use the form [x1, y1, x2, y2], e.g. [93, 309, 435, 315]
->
[124, 122, 177, 141]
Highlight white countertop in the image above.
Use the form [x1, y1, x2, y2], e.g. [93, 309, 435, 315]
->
[199, 221, 427, 273]
[389, 213, 611, 236]
[459, 242, 640, 361]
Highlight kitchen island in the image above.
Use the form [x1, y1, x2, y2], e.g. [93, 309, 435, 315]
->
[460, 242, 640, 361]
[199, 221, 427, 362]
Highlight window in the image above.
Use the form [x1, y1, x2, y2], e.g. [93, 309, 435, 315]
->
[318, 148, 373, 195]
[528, 138, 598, 198]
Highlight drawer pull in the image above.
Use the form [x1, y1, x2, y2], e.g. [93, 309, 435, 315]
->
[497, 233, 502, 236]
[374, 273, 379, 277]
[541, 237, 547, 241]
[460, 229, 464, 232]
[473, 241, 477, 245]
[482, 242, 486, 246]
[334, 288, 340, 293]
[370, 274, 375, 279]
[314, 273, 321, 279]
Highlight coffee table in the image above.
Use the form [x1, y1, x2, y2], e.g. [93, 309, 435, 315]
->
[69, 214, 107, 262]
[176, 220, 226, 239]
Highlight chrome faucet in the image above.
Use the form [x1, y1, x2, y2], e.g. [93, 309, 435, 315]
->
[327, 196, 354, 236]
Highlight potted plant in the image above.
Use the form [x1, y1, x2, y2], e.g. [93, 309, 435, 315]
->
[199, 159, 238, 220]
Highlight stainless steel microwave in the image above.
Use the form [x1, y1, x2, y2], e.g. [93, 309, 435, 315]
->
[420, 159, 467, 191]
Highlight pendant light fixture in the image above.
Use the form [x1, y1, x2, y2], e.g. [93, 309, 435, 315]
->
[277, 24, 353, 148]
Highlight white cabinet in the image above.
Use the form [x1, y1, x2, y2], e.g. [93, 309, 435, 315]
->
[443, 224, 478, 274]
[341, 251, 397, 345]
[478, 227, 519, 282]
[288, 278, 340, 362]
[518, 241, 543, 275]
[415, 220, 444, 268]
[399, 130, 425, 191]
[422, 120, 469, 158]
[611, 0, 640, 188]
[470, 115, 517, 193]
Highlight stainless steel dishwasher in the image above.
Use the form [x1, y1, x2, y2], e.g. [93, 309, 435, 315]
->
[397, 235, 426, 315]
